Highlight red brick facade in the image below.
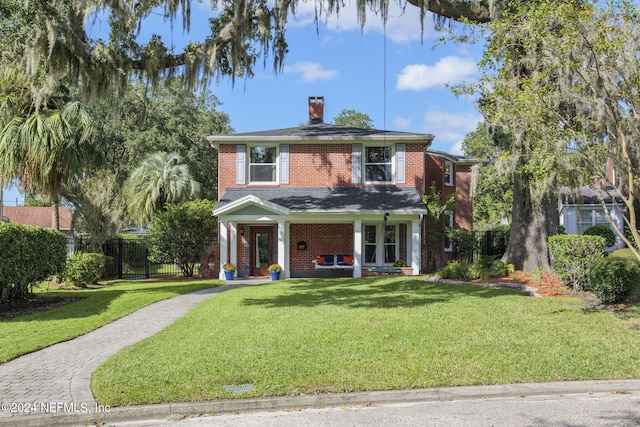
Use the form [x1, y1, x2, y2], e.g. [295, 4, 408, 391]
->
[214, 139, 474, 277]
[289, 223, 353, 270]
[218, 142, 428, 191]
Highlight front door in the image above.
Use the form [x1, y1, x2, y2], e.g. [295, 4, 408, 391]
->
[250, 226, 272, 276]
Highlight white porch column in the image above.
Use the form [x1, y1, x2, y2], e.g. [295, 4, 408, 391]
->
[411, 219, 421, 275]
[219, 219, 228, 280]
[285, 222, 290, 278]
[353, 220, 362, 278]
[229, 222, 238, 269]
[277, 220, 287, 278]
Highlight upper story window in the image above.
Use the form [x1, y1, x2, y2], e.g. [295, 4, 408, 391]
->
[444, 160, 454, 186]
[249, 146, 277, 183]
[365, 146, 392, 183]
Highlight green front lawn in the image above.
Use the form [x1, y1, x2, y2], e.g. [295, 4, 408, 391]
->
[92, 276, 640, 406]
[0, 279, 221, 363]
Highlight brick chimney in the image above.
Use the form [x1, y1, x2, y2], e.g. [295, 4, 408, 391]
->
[308, 96, 324, 124]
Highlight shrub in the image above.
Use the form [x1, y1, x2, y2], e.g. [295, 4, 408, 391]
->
[447, 228, 476, 262]
[62, 252, 107, 287]
[583, 224, 616, 248]
[588, 257, 640, 304]
[146, 200, 217, 277]
[438, 260, 471, 280]
[547, 234, 606, 291]
[0, 222, 67, 303]
[469, 256, 514, 280]
[393, 260, 407, 267]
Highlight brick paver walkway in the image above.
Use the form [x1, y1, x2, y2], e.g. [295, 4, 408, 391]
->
[0, 280, 265, 420]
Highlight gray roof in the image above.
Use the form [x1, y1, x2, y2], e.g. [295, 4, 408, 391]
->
[560, 186, 624, 205]
[208, 123, 435, 143]
[216, 187, 427, 213]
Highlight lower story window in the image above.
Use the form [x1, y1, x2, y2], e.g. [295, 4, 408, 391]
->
[364, 224, 397, 264]
[384, 225, 397, 264]
[578, 208, 610, 234]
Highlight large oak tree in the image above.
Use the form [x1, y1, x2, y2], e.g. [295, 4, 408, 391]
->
[1, 1, 497, 105]
[6, 0, 569, 272]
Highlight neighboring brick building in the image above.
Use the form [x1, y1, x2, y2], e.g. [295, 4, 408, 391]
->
[209, 96, 475, 279]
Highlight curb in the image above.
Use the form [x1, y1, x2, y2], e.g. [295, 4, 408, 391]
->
[3, 379, 640, 427]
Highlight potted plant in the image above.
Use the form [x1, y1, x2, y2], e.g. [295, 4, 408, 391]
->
[223, 263, 236, 280]
[268, 264, 282, 280]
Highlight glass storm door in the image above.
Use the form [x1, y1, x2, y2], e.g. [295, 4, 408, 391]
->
[251, 227, 272, 276]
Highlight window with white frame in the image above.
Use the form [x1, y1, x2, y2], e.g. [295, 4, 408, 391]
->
[578, 208, 611, 234]
[384, 225, 397, 264]
[249, 146, 277, 183]
[364, 225, 377, 264]
[363, 224, 398, 264]
[364, 146, 393, 183]
[443, 210, 454, 252]
[444, 160, 453, 186]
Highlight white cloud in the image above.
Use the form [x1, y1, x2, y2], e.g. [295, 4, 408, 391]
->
[289, 1, 430, 43]
[423, 110, 482, 155]
[393, 117, 412, 129]
[283, 62, 339, 82]
[449, 141, 464, 156]
[396, 56, 477, 91]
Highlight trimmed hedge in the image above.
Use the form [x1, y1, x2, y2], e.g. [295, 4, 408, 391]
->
[62, 252, 107, 287]
[588, 257, 640, 303]
[0, 222, 67, 303]
[583, 224, 616, 248]
[547, 234, 606, 291]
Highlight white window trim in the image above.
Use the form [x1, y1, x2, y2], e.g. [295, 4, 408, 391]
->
[363, 145, 395, 184]
[444, 160, 454, 187]
[247, 145, 279, 185]
[444, 210, 454, 252]
[363, 223, 399, 265]
[577, 207, 611, 234]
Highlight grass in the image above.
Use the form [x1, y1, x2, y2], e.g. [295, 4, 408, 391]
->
[91, 276, 640, 406]
[611, 248, 640, 260]
[0, 279, 221, 363]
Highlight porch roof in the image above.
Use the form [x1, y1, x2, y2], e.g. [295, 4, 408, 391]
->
[214, 187, 427, 216]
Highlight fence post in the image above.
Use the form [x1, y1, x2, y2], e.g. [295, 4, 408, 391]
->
[116, 238, 124, 279]
[145, 247, 150, 279]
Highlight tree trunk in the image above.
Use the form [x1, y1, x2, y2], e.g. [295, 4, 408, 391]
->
[501, 171, 557, 273]
[51, 199, 60, 231]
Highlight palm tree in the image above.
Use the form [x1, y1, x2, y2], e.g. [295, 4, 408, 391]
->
[124, 151, 200, 226]
[0, 72, 100, 229]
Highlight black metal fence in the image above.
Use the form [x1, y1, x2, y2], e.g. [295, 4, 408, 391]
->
[474, 230, 509, 259]
[76, 237, 217, 279]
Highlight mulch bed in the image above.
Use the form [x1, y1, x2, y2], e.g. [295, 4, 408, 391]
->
[471, 271, 568, 297]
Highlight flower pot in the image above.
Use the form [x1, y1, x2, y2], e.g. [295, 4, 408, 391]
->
[224, 270, 235, 281]
[270, 271, 280, 280]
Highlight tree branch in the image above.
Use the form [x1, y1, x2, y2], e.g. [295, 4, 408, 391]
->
[406, 0, 494, 23]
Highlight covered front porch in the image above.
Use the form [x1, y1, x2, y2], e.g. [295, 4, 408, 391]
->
[213, 187, 427, 280]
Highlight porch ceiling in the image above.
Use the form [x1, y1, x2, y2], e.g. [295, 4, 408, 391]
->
[215, 187, 428, 216]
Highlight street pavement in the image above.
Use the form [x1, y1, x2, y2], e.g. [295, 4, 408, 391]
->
[108, 387, 640, 427]
[1, 277, 640, 426]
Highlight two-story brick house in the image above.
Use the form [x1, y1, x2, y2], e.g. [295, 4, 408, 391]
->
[208, 96, 474, 279]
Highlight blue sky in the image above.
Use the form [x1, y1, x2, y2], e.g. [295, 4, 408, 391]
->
[2, 1, 485, 206]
